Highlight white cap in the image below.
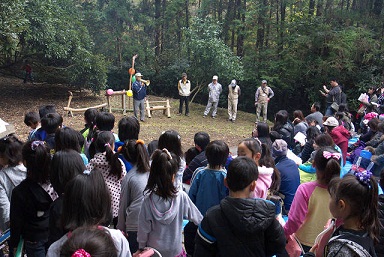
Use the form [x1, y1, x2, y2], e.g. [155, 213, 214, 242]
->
[323, 117, 339, 127]
[262, 80, 267, 84]
[212, 75, 218, 80]
[231, 79, 236, 85]
[135, 73, 142, 77]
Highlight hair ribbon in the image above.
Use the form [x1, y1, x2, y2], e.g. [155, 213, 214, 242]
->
[323, 151, 341, 160]
[162, 148, 172, 160]
[354, 170, 372, 188]
[104, 143, 111, 148]
[71, 249, 91, 257]
[31, 141, 45, 151]
[83, 170, 91, 175]
[136, 139, 145, 145]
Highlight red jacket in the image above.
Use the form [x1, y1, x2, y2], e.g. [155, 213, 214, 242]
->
[329, 126, 351, 164]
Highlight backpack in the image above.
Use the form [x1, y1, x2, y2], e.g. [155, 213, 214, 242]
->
[325, 235, 372, 257]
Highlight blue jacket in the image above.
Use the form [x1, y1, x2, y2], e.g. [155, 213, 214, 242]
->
[132, 81, 146, 100]
[188, 167, 228, 215]
[275, 155, 300, 211]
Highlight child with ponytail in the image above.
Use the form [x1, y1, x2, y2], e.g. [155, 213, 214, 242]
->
[10, 141, 58, 256]
[237, 138, 280, 198]
[305, 170, 379, 256]
[86, 131, 126, 227]
[284, 146, 341, 252]
[117, 139, 150, 252]
[134, 149, 202, 257]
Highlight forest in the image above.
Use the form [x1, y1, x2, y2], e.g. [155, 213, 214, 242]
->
[1, 0, 384, 118]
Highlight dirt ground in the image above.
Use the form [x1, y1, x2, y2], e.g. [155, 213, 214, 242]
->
[0, 76, 255, 152]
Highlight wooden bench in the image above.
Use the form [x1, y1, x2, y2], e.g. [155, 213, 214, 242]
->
[63, 91, 107, 117]
[145, 99, 171, 118]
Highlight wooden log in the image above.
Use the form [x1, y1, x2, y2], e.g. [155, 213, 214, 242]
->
[146, 99, 152, 118]
[63, 103, 107, 113]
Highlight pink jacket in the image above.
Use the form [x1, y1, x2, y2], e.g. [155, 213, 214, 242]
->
[283, 181, 333, 246]
[329, 126, 350, 164]
[252, 166, 273, 199]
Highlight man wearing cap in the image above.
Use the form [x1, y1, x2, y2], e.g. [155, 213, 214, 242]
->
[177, 72, 191, 116]
[132, 72, 147, 122]
[272, 139, 300, 214]
[203, 75, 222, 119]
[323, 116, 350, 164]
[227, 79, 241, 122]
[255, 80, 274, 123]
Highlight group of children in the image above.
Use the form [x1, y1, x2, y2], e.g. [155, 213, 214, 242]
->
[0, 103, 382, 257]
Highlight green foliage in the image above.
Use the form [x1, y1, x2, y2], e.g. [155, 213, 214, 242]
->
[182, 18, 244, 103]
[68, 49, 108, 93]
[0, 0, 28, 64]
[3, 0, 384, 111]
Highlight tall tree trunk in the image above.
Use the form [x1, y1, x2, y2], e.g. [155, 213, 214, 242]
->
[316, 0, 324, 16]
[265, 0, 272, 48]
[155, 0, 162, 58]
[309, 0, 315, 15]
[218, 0, 223, 22]
[185, 0, 190, 28]
[373, 0, 383, 15]
[154, 0, 162, 74]
[223, 0, 235, 46]
[256, 1, 266, 50]
[278, 0, 286, 57]
[236, 0, 245, 56]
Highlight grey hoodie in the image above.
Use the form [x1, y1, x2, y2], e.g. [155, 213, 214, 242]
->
[117, 165, 149, 232]
[0, 164, 27, 231]
[137, 190, 203, 256]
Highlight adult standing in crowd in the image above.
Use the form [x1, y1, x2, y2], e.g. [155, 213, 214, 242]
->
[177, 72, 191, 116]
[227, 79, 241, 122]
[132, 73, 147, 122]
[203, 75, 222, 119]
[320, 78, 341, 116]
[255, 80, 274, 123]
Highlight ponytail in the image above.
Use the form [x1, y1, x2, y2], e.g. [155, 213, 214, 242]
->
[22, 140, 51, 184]
[121, 140, 149, 174]
[330, 173, 379, 242]
[135, 140, 150, 173]
[258, 143, 270, 167]
[323, 158, 341, 184]
[362, 177, 379, 242]
[313, 147, 341, 185]
[259, 143, 281, 193]
[105, 143, 123, 179]
[94, 131, 123, 179]
[145, 149, 178, 199]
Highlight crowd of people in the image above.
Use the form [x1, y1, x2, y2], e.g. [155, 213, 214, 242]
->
[0, 76, 384, 257]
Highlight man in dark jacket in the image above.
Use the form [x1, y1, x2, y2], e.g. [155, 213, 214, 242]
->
[320, 78, 341, 116]
[194, 156, 286, 256]
[132, 72, 147, 122]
